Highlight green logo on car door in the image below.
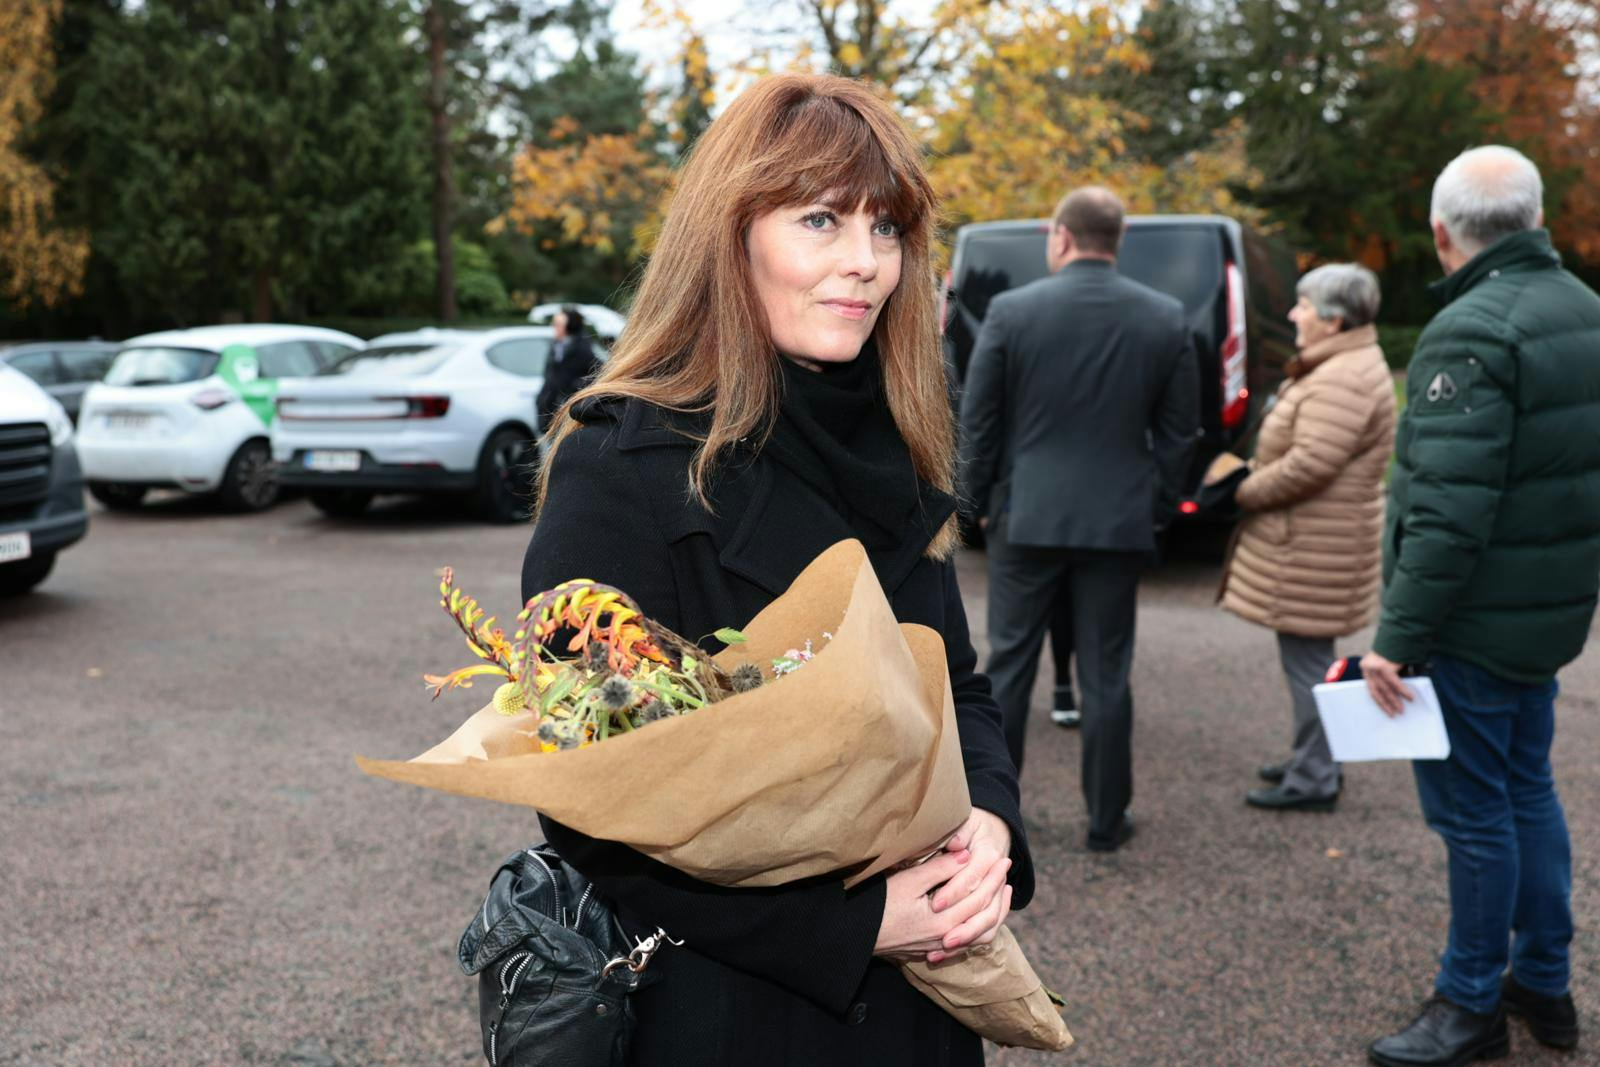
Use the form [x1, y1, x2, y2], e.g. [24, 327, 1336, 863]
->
[217, 344, 278, 427]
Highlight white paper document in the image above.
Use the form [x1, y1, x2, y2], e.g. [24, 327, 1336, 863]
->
[1312, 677, 1450, 762]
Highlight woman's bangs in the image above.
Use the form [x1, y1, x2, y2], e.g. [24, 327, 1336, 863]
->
[754, 99, 929, 231]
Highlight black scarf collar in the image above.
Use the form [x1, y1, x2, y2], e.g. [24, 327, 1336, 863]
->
[763, 343, 931, 551]
[578, 349, 958, 595]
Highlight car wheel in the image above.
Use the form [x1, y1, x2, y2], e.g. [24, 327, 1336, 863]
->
[0, 552, 56, 596]
[475, 427, 537, 524]
[217, 438, 279, 512]
[88, 482, 148, 511]
[309, 488, 374, 518]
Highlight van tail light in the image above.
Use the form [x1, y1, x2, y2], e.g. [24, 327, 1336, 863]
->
[190, 388, 234, 411]
[1220, 261, 1248, 429]
[938, 269, 953, 335]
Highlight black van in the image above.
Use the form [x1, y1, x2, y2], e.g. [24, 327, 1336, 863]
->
[941, 215, 1299, 516]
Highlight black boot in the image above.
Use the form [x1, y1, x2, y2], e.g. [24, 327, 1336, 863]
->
[1502, 975, 1579, 1050]
[1368, 996, 1509, 1066]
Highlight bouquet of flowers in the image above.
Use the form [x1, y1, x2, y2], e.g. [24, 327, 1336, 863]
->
[420, 570, 771, 749]
[358, 539, 1071, 1051]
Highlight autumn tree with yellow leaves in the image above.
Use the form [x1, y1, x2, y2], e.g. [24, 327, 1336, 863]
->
[926, 3, 1262, 230]
[0, 0, 89, 309]
[493, 115, 672, 265]
[500, 0, 1264, 277]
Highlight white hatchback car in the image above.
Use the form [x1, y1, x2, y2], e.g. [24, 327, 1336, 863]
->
[271, 326, 565, 522]
[76, 324, 362, 511]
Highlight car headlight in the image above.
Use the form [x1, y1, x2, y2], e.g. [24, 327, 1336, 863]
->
[44, 399, 73, 446]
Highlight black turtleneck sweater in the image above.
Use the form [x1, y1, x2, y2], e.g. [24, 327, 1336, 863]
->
[765, 345, 939, 563]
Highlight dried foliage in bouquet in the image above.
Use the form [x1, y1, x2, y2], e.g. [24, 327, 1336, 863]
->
[423, 571, 777, 753]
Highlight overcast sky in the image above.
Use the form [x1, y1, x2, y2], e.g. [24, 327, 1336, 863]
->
[606, 0, 943, 97]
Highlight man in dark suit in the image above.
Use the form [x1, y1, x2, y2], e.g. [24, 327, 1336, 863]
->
[536, 305, 603, 435]
[960, 186, 1199, 852]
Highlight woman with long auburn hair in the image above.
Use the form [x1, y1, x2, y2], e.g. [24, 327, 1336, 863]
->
[522, 73, 1031, 1064]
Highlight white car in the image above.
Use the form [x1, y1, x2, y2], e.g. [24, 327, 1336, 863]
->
[76, 324, 362, 511]
[271, 326, 561, 522]
[526, 302, 626, 343]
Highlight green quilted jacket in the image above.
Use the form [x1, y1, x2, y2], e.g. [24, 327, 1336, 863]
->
[1375, 229, 1600, 684]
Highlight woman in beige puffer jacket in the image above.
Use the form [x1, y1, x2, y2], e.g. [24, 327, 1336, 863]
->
[1221, 263, 1397, 810]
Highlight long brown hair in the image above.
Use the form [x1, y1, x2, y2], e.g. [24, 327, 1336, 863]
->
[538, 73, 959, 558]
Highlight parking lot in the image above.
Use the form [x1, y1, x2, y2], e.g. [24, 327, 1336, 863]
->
[3, 494, 1597, 1066]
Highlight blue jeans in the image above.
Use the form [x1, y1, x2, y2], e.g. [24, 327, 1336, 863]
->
[1413, 654, 1571, 1013]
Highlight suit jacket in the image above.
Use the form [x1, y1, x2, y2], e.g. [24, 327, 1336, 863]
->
[535, 333, 601, 432]
[520, 396, 1033, 1066]
[959, 259, 1200, 552]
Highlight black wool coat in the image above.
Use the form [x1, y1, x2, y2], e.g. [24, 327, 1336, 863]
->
[520, 396, 1034, 1067]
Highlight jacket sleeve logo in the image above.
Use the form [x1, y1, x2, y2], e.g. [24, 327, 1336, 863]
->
[1425, 371, 1458, 403]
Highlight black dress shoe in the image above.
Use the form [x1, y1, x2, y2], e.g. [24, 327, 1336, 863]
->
[1368, 996, 1509, 1066]
[1246, 783, 1339, 811]
[1086, 815, 1135, 853]
[1259, 761, 1344, 786]
[1502, 975, 1579, 1049]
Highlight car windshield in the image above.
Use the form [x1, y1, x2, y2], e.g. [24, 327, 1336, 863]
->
[104, 347, 220, 386]
[319, 344, 455, 378]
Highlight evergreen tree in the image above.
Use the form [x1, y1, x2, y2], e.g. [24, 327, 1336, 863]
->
[1137, 0, 1495, 321]
[65, 0, 428, 325]
[488, 0, 659, 305]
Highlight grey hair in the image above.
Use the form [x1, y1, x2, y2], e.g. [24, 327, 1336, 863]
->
[1430, 145, 1543, 253]
[1296, 263, 1381, 329]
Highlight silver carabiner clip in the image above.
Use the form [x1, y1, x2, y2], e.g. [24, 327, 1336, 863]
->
[601, 927, 683, 979]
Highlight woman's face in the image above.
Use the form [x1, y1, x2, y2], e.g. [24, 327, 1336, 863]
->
[747, 201, 903, 370]
[1288, 294, 1341, 350]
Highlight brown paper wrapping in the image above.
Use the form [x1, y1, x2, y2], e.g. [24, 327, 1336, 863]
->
[358, 540, 1071, 1051]
[903, 927, 1073, 1051]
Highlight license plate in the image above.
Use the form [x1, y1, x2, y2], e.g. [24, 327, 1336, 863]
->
[107, 412, 150, 431]
[0, 531, 31, 564]
[305, 450, 361, 472]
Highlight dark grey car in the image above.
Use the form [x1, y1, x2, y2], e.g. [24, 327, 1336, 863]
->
[0, 341, 120, 424]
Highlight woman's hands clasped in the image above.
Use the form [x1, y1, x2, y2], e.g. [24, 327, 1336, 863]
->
[873, 808, 1014, 965]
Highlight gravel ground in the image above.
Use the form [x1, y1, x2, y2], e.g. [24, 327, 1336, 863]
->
[2, 493, 1595, 1066]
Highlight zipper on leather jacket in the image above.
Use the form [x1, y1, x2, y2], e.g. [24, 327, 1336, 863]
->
[523, 848, 564, 927]
[573, 883, 594, 931]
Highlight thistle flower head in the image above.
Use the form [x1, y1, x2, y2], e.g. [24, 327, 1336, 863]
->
[638, 701, 672, 725]
[553, 718, 584, 750]
[730, 663, 765, 693]
[598, 674, 635, 712]
[582, 641, 610, 672]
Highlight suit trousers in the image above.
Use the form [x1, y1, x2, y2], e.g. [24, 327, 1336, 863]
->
[984, 520, 1141, 841]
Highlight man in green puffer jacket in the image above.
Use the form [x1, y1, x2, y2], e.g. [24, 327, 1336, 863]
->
[1364, 146, 1600, 1067]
